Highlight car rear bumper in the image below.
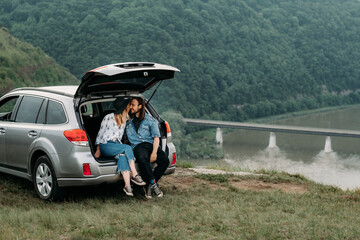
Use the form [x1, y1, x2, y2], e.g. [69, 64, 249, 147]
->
[57, 173, 122, 187]
[57, 165, 176, 187]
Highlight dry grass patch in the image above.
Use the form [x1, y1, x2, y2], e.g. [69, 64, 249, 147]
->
[161, 167, 308, 194]
[229, 179, 308, 194]
[161, 173, 226, 191]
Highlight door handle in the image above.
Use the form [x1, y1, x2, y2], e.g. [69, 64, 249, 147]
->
[28, 130, 38, 138]
[0, 128, 5, 135]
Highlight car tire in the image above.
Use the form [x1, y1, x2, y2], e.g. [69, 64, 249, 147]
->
[33, 155, 62, 201]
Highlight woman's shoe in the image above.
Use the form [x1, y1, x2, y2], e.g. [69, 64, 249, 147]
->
[131, 175, 146, 186]
[123, 185, 134, 197]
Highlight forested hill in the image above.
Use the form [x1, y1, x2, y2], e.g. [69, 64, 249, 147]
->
[0, 27, 77, 96]
[1, 0, 360, 120]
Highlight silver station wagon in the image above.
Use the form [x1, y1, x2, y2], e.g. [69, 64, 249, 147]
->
[0, 62, 179, 200]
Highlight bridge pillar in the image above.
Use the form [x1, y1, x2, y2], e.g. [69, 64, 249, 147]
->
[324, 136, 332, 153]
[268, 132, 277, 148]
[216, 127, 223, 145]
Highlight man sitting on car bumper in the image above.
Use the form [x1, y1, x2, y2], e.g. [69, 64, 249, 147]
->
[126, 97, 169, 199]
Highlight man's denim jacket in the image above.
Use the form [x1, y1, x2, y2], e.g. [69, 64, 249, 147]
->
[125, 113, 161, 148]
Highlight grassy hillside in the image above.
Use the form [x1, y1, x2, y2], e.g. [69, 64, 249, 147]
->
[0, 27, 78, 96]
[1, 0, 360, 120]
[1, 168, 360, 239]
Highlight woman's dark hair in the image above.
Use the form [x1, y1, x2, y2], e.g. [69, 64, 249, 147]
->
[132, 97, 145, 121]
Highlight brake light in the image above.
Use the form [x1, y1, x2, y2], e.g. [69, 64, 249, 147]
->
[64, 129, 89, 146]
[83, 163, 92, 176]
[164, 121, 172, 138]
[172, 152, 176, 165]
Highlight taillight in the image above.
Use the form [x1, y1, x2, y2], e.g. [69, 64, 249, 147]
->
[164, 121, 172, 138]
[172, 152, 176, 165]
[83, 163, 92, 176]
[64, 129, 89, 146]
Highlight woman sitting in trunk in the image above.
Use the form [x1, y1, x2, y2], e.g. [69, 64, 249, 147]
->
[94, 98, 145, 196]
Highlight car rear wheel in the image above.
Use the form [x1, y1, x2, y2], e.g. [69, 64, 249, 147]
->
[33, 156, 62, 201]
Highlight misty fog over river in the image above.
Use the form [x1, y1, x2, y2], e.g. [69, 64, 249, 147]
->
[204, 106, 360, 190]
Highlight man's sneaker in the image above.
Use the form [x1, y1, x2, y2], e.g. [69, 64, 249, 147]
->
[145, 184, 152, 199]
[123, 185, 134, 197]
[152, 183, 163, 198]
[131, 175, 146, 186]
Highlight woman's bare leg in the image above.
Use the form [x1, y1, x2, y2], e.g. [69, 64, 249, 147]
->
[129, 159, 139, 178]
[122, 170, 131, 187]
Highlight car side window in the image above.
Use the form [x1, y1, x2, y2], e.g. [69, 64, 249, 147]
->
[15, 96, 44, 123]
[47, 100, 67, 124]
[0, 96, 19, 121]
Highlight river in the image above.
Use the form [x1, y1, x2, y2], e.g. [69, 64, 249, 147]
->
[217, 106, 360, 190]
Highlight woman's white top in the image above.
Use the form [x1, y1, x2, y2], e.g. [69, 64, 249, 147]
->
[95, 113, 126, 145]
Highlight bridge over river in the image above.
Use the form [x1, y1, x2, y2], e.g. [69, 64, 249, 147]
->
[184, 118, 360, 152]
[184, 118, 360, 138]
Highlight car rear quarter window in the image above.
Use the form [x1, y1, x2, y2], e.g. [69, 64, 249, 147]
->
[0, 96, 19, 121]
[15, 96, 44, 123]
[36, 100, 47, 124]
[47, 100, 67, 124]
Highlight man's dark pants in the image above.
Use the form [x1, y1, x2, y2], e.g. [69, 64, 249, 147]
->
[133, 142, 169, 183]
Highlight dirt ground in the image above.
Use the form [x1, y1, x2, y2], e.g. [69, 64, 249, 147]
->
[161, 167, 308, 194]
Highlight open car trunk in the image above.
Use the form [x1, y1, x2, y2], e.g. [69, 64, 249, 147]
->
[75, 62, 178, 169]
[79, 97, 169, 163]
[75, 62, 180, 100]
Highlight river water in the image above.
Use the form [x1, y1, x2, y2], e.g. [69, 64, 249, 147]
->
[215, 106, 360, 190]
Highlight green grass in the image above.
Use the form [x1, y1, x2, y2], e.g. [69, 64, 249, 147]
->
[1, 170, 360, 239]
[196, 174, 229, 183]
[205, 161, 250, 173]
[175, 160, 194, 168]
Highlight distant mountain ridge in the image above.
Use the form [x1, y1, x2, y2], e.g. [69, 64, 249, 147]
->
[1, 0, 360, 120]
[0, 27, 77, 96]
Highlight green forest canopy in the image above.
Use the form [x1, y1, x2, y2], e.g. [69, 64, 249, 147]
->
[1, 0, 360, 121]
